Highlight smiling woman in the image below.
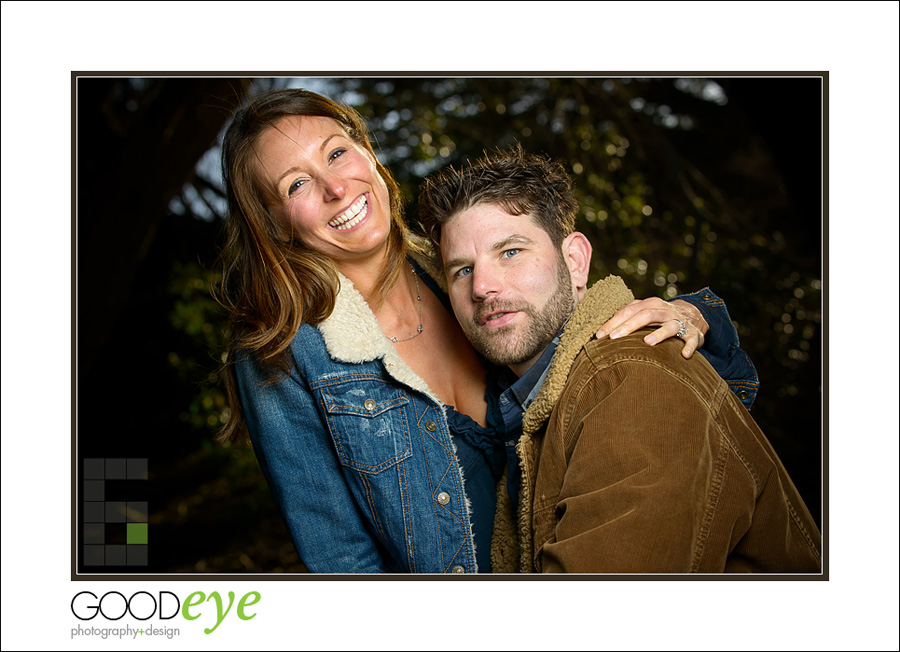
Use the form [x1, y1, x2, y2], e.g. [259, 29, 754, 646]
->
[254, 115, 393, 260]
[214, 88, 758, 574]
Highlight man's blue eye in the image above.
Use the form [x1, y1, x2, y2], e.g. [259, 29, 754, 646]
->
[456, 266, 472, 278]
[502, 249, 520, 258]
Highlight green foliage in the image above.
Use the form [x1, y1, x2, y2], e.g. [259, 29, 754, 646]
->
[167, 261, 231, 432]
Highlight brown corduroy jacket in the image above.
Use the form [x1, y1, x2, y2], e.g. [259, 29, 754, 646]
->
[490, 276, 822, 573]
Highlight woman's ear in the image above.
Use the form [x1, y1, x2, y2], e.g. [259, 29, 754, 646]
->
[561, 231, 592, 297]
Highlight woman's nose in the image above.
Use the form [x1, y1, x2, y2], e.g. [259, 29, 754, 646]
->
[321, 171, 347, 200]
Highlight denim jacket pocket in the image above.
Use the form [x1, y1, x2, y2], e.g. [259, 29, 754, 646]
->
[318, 377, 413, 474]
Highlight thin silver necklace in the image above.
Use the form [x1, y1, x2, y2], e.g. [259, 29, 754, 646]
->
[389, 265, 424, 343]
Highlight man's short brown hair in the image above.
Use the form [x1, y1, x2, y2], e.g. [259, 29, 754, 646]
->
[418, 145, 579, 253]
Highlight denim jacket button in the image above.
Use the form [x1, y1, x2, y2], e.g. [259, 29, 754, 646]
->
[425, 421, 437, 432]
[738, 390, 750, 401]
[436, 492, 450, 505]
[363, 398, 377, 411]
[451, 565, 465, 574]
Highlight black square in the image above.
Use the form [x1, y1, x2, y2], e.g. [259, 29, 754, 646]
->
[84, 502, 105, 523]
[105, 523, 127, 545]
[127, 545, 148, 566]
[126, 458, 148, 480]
[84, 545, 105, 566]
[106, 501, 126, 523]
[105, 458, 126, 480]
[84, 480, 104, 502]
[106, 545, 126, 566]
[84, 523, 105, 544]
[84, 458, 105, 480]
[126, 502, 148, 522]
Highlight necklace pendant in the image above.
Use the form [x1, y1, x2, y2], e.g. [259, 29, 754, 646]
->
[387, 263, 425, 344]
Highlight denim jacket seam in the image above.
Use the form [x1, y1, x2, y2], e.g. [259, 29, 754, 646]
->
[409, 398, 449, 571]
[433, 418, 479, 571]
[359, 473, 389, 544]
[397, 459, 417, 572]
[309, 372, 389, 389]
[682, 286, 725, 308]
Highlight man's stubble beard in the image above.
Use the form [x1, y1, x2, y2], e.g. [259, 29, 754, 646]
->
[466, 255, 576, 368]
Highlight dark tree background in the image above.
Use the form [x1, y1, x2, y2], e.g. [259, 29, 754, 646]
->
[77, 75, 823, 574]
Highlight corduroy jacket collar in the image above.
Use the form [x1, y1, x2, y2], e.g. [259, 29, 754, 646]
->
[491, 275, 634, 572]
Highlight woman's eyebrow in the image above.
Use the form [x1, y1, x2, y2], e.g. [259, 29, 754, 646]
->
[274, 133, 345, 186]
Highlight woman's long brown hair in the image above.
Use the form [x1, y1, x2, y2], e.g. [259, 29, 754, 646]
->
[214, 89, 419, 442]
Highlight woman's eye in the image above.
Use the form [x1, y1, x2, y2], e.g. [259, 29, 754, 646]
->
[329, 148, 347, 162]
[287, 179, 306, 196]
[502, 249, 520, 259]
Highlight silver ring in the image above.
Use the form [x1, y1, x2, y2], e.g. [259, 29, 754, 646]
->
[673, 319, 688, 339]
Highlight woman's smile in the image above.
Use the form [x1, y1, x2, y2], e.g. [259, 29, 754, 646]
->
[328, 193, 369, 231]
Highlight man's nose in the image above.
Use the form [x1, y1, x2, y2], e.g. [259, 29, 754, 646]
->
[471, 264, 502, 300]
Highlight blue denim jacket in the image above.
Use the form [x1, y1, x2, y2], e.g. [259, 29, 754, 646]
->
[236, 267, 757, 573]
[237, 271, 477, 573]
[680, 288, 758, 408]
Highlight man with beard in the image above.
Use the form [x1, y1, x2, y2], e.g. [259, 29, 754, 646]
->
[417, 147, 822, 573]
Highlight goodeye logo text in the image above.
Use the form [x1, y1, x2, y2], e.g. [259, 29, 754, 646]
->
[71, 590, 260, 636]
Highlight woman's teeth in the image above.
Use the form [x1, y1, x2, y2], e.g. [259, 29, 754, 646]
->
[329, 196, 367, 230]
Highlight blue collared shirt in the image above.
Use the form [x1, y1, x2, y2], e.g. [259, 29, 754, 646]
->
[495, 330, 564, 509]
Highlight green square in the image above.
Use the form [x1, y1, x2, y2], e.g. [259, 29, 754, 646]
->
[127, 523, 148, 545]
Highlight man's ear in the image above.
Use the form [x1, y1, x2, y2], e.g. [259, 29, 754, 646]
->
[561, 232, 592, 297]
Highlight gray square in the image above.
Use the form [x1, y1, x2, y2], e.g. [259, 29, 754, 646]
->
[106, 545, 126, 566]
[126, 458, 148, 480]
[106, 501, 127, 523]
[127, 545, 148, 566]
[126, 502, 148, 522]
[84, 502, 105, 523]
[84, 545, 105, 566]
[106, 458, 126, 480]
[83, 480, 104, 502]
[84, 523, 105, 544]
[84, 458, 105, 479]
